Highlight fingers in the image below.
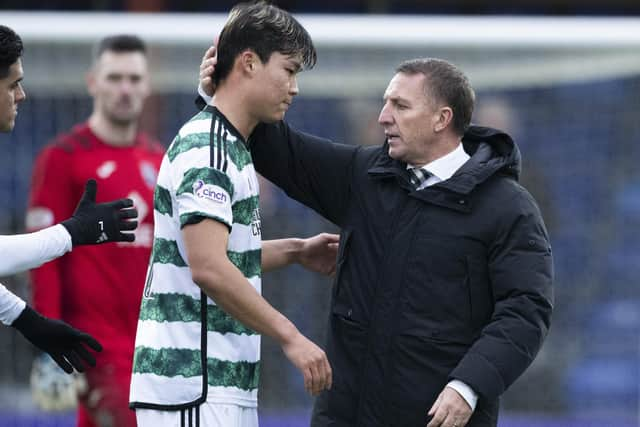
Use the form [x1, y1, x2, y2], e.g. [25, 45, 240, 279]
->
[320, 355, 332, 392]
[107, 198, 135, 210]
[303, 367, 312, 395]
[81, 179, 97, 204]
[73, 343, 97, 368]
[77, 332, 103, 352]
[50, 354, 73, 374]
[202, 45, 216, 62]
[200, 62, 214, 78]
[117, 232, 136, 242]
[117, 207, 138, 220]
[118, 218, 138, 231]
[428, 392, 442, 416]
[283, 334, 332, 396]
[66, 350, 85, 373]
[427, 393, 444, 427]
[427, 388, 472, 427]
[309, 361, 322, 395]
[426, 410, 446, 427]
[309, 352, 332, 396]
[324, 233, 340, 244]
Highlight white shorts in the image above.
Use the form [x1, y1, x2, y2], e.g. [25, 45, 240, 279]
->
[136, 403, 258, 427]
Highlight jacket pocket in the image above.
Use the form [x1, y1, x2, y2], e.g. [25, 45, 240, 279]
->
[319, 312, 368, 425]
[400, 237, 475, 344]
[332, 229, 353, 300]
[466, 254, 492, 330]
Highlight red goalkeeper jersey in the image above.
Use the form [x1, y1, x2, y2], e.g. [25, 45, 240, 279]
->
[27, 123, 164, 365]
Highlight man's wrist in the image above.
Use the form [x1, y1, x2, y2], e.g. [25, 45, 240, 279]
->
[197, 84, 213, 105]
[273, 316, 300, 346]
[288, 238, 305, 266]
[59, 217, 80, 246]
[11, 305, 38, 331]
[446, 379, 478, 411]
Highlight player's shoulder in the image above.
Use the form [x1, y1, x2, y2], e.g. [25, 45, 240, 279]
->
[165, 112, 213, 161]
[44, 123, 93, 155]
[177, 110, 213, 140]
[136, 132, 165, 156]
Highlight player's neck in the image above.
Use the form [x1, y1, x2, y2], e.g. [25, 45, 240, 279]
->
[88, 113, 138, 147]
[213, 84, 257, 141]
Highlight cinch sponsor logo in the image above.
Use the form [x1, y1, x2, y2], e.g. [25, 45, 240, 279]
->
[192, 179, 227, 203]
[251, 208, 262, 237]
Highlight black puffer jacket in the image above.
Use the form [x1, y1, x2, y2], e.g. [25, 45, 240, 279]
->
[250, 123, 554, 427]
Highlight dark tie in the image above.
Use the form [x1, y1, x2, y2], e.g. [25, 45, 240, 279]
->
[408, 168, 430, 190]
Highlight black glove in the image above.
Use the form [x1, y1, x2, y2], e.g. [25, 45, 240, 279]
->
[61, 179, 138, 246]
[11, 306, 103, 374]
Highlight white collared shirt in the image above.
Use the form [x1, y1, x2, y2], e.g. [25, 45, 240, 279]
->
[407, 143, 470, 190]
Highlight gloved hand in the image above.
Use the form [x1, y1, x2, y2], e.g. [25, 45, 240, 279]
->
[61, 179, 138, 246]
[11, 306, 103, 373]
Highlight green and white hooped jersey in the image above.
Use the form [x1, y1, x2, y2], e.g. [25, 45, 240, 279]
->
[130, 107, 262, 410]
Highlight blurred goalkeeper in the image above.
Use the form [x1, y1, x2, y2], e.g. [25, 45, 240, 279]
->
[0, 26, 138, 373]
[25, 34, 161, 425]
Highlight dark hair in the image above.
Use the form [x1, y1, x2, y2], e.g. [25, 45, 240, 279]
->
[214, 1, 316, 85]
[93, 34, 147, 60]
[396, 58, 475, 136]
[0, 25, 24, 79]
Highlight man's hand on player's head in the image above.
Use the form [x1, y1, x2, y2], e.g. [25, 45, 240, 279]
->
[199, 40, 218, 97]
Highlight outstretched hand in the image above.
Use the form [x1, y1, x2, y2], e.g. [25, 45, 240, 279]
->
[61, 179, 138, 245]
[297, 233, 339, 276]
[12, 306, 103, 374]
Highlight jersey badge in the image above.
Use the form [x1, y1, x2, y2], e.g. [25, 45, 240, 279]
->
[96, 161, 117, 179]
[140, 161, 158, 190]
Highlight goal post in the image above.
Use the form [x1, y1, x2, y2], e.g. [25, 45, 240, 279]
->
[0, 11, 639, 422]
[3, 12, 640, 95]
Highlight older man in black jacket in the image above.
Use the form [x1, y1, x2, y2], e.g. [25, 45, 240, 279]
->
[200, 55, 553, 427]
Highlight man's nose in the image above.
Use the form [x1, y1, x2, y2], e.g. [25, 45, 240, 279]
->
[15, 83, 26, 103]
[378, 103, 392, 124]
[289, 76, 299, 96]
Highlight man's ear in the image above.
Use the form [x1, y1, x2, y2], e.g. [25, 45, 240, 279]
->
[434, 106, 454, 133]
[239, 50, 259, 75]
[86, 70, 96, 97]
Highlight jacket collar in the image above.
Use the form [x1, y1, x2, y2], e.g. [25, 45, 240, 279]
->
[368, 125, 520, 196]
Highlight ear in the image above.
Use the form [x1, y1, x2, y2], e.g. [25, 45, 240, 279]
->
[239, 50, 259, 76]
[86, 70, 97, 97]
[434, 106, 454, 133]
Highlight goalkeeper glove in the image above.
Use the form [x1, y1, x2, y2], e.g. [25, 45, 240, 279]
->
[11, 305, 103, 373]
[30, 353, 82, 411]
[61, 179, 138, 246]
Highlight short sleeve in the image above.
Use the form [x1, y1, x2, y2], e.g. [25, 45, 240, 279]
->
[171, 131, 234, 230]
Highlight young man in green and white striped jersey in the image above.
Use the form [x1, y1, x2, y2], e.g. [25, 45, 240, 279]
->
[129, 3, 334, 426]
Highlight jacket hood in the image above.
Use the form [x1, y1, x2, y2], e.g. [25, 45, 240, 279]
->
[369, 125, 521, 195]
[461, 125, 520, 180]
